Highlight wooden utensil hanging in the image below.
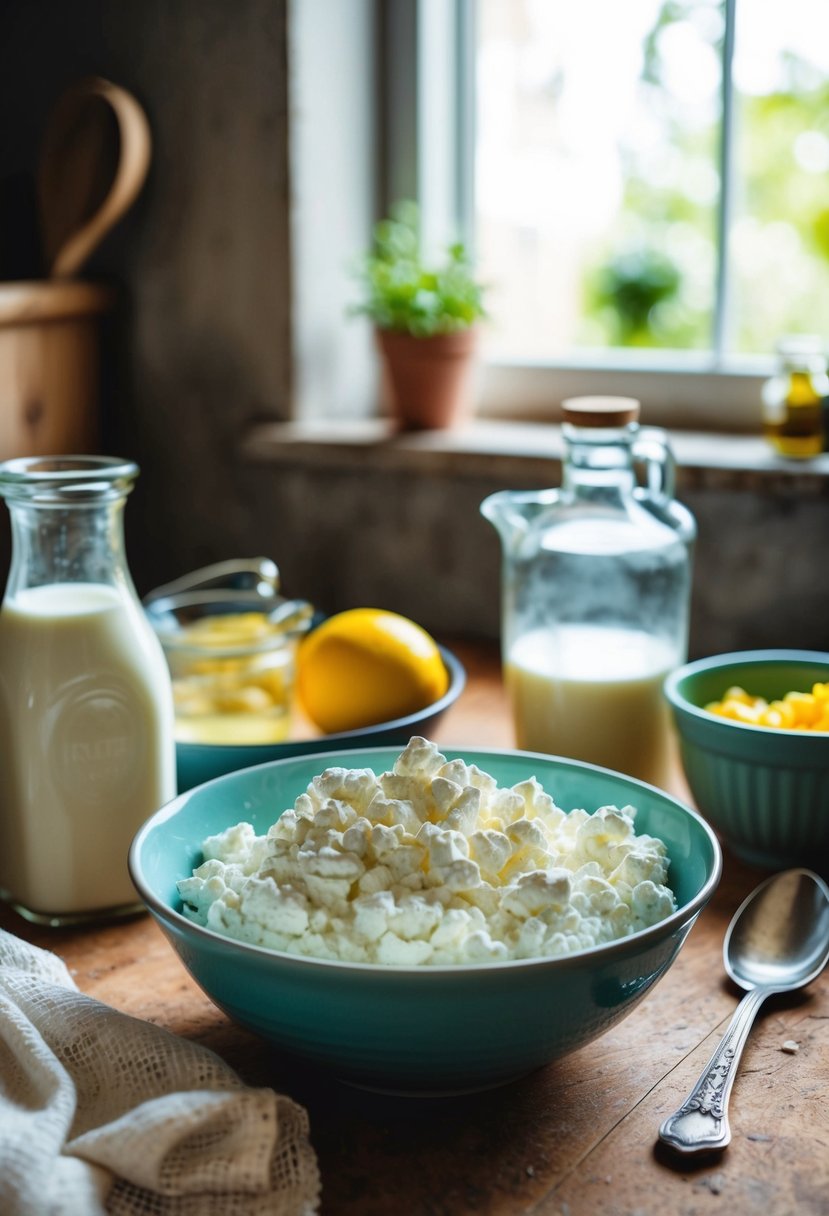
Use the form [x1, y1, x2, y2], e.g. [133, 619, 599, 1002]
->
[38, 76, 151, 278]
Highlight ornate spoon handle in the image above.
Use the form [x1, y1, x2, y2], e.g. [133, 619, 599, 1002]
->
[658, 985, 771, 1155]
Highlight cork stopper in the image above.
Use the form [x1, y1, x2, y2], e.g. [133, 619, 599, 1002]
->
[561, 396, 641, 428]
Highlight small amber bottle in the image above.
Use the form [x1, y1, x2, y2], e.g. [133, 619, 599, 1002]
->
[762, 335, 828, 459]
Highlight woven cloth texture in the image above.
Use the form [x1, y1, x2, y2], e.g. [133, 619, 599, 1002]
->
[0, 929, 320, 1216]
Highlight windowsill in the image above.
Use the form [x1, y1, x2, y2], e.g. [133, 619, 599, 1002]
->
[242, 418, 829, 493]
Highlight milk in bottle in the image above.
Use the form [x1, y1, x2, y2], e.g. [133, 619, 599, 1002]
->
[0, 456, 176, 924]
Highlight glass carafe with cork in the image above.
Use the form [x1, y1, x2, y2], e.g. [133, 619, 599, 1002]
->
[481, 397, 696, 788]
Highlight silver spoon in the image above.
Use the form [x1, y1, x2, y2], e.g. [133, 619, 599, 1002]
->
[658, 867, 829, 1156]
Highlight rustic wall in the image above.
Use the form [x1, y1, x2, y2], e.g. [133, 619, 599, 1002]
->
[0, 0, 293, 590]
[232, 435, 829, 660]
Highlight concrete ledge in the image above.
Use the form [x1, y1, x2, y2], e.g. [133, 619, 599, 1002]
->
[242, 419, 829, 495]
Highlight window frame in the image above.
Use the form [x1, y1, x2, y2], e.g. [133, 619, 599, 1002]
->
[383, 0, 778, 431]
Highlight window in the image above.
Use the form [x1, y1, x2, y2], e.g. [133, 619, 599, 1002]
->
[390, 0, 829, 429]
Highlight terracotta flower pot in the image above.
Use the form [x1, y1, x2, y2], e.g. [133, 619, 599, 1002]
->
[376, 327, 478, 431]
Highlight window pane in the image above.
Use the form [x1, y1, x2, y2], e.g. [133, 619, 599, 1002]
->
[475, 0, 724, 360]
[730, 0, 829, 354]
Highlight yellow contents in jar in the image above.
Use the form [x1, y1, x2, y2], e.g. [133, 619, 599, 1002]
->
[170, 612, 295, 745]
[705, 682, 829, 731]
[761, 336, 828, 460]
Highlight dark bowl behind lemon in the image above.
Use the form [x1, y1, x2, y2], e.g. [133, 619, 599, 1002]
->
[664, 649, 829, 872]
[146, 593, 466, 791]
[130, 744, 720, 1093]
[174, 645, 465, 790]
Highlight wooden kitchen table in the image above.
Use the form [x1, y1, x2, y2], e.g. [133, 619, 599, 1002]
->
[2, 640, 827, 1216]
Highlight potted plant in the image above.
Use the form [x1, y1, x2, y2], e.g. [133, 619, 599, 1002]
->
[351, 200, 486, 430]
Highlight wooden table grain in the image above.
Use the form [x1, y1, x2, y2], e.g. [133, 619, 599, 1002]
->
[2, 640, 828, 1216]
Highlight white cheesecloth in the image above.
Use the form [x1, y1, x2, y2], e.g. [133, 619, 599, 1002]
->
[0, 929, 320, 1216]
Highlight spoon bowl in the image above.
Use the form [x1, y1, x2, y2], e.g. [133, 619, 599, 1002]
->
[659, 868, 829, 1156]
[725, 868, 829, 993]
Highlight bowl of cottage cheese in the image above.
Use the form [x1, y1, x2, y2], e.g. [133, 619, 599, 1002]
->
[130, 738, 721, 1093]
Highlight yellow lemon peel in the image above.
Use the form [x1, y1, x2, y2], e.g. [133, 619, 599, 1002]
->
[296, 608, 449, 734]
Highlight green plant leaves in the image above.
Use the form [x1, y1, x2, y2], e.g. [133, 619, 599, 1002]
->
[350, 201, 486, 337]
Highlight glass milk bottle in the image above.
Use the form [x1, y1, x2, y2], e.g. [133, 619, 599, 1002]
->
[481, 397, 696, 788]
[0, 456, 176, 924]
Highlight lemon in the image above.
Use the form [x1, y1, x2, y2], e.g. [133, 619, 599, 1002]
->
[296, 608, 449, 734]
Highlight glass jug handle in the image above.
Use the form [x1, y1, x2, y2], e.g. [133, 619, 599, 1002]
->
[144, 557, 280, 604]
[633, 428, 675, 501]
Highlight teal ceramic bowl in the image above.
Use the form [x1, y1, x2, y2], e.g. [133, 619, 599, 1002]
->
[130, 746, 720, 1094]
[665, 649, 829, 872]
[174, 646, 465, 791]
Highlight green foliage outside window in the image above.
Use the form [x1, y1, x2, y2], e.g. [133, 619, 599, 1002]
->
[580, 0, 829, 355]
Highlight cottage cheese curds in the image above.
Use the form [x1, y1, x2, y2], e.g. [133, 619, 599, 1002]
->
[178, 738, 676, 965]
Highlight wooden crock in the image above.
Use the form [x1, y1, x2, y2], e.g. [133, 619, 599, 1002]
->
[0, 280, 113, 461]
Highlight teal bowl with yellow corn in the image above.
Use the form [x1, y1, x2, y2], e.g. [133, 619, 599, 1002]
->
[664, 649, 829, 873]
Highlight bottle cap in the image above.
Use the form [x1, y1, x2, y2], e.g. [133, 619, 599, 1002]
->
[775, 334, 827, 373]
[561, 396, 641, 428]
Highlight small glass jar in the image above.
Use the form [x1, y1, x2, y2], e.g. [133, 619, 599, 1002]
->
[0, 456, 176, 925]
[145, 591, 313, 746]
[762, 335, 828, 459]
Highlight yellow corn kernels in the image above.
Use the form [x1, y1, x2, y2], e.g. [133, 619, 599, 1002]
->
[705, 682, 829, 731]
